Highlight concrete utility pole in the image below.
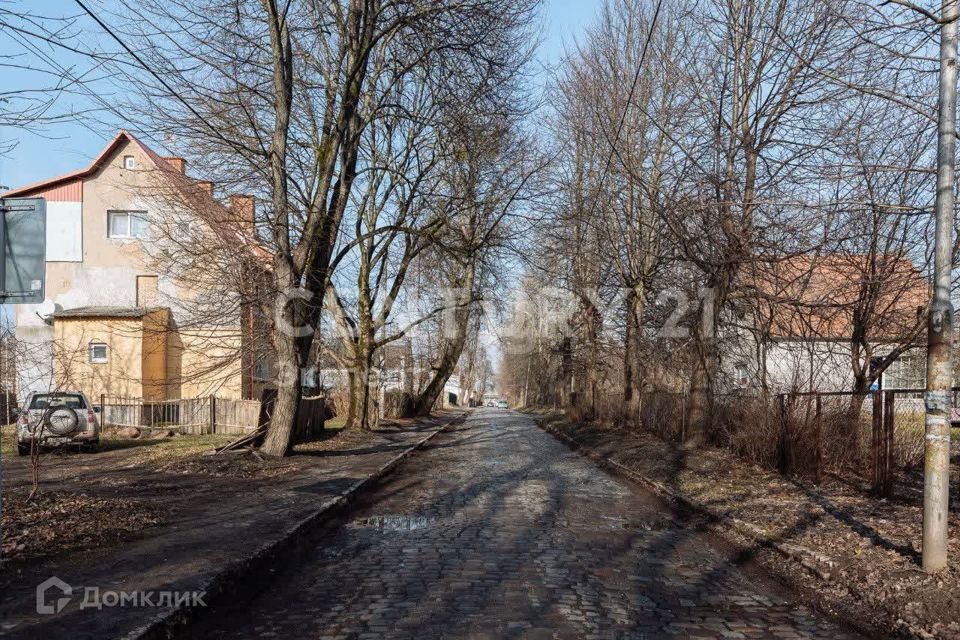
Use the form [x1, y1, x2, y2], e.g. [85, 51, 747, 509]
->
[924, 0, 958, 573]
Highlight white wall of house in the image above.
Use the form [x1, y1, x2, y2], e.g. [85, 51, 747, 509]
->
[720, 328, 925, 394]
[762, 340, 855, 392]
[45, 201, 83, 262]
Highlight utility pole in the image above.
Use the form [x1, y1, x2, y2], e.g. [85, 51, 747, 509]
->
[924, 0, 958, 573]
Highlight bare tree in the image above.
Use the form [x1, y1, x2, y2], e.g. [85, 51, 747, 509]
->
[100, 0, 539, 454]
[409, 111, 545, 415]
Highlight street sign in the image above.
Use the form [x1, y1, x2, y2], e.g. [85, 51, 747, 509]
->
[0, 198, 46, 304]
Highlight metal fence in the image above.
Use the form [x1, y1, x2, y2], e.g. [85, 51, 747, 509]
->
[589, 387, 952, 498]
[100, 395, 261, 435]
[776, 388, 953, 497]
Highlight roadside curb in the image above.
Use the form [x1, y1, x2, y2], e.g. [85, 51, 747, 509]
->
[125, 410, 470, 640]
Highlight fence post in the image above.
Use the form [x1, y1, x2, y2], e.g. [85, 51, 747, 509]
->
[871, 390, 882, 495]
[680, 392, 687, 444]
[777, 393, 789, 474]
[814, 394, 823, 484]
[99, 393, 105, 427]
[209, 395, 216, 435]
[883, 390, 895, 498]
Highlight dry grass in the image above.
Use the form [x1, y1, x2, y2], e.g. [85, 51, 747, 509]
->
[118, 432, 235, 466]
[1, 489, 164, 561]
[1, 424, 15, 456]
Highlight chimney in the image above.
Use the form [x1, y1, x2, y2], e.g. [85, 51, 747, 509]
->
[229, 194, 256, 236]
[163, 157, 187, 174]
[197, 180, 214, 196]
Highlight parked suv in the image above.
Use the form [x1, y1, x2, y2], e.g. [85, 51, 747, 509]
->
[16, 392, 101, 456]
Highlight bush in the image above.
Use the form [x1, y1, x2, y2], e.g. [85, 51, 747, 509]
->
[712, 394, 780, 468]
[382, 391, 413, 419]
[639, 392, 686, 441]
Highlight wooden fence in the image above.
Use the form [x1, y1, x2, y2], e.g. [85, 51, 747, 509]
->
[102, 391, 331, 440]
[101, 395, 262, 435]
[256, 390, 326, 443]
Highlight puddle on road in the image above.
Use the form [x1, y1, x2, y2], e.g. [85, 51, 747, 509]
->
[348, 515, 433, 531]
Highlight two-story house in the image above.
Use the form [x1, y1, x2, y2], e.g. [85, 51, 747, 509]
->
[2, 130, 269, 402]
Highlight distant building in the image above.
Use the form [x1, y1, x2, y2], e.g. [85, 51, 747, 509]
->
[722, 254, 928, 393]
[2, 130, 269, 402]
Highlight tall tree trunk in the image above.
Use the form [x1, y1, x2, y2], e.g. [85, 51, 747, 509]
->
[262, 330, 302, 457]
[845, 373, 871, 464]
[346, 351, 378, 430]
[410, 265, 476, 416]
[413, 339, 464, 415]
[685, 290, 718, 446]
[259, 2, 296, 458]
[623, 285, 645, 425]
[343, 369, 357, 427]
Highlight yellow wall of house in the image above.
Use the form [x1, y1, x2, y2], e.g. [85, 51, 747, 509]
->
[170, 328, 244, 400]
[53, 312, 244, 401]
[141, 309, 169, 401]
[54, 317, 144, 400]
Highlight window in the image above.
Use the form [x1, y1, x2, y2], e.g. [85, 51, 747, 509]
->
[124, 155, 135, 169]
[885, 354, 925, 391]
[89, 342, 108, 364]
[254, 356, 270, 380]
[108, 211, 150, 239]
[734, 362, 751, 387]
[29, 393, 87, 410]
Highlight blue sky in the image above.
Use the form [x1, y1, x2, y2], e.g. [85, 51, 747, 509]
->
[0, 0, 599, 192]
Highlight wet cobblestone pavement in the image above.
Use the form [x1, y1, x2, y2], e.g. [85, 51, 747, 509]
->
[190, 410, 861, 639]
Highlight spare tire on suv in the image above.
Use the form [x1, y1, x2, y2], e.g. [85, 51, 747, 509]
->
[44, 406, 80, 436]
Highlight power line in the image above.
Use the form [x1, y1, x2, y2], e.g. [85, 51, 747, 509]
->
[584, 0, 665, 223]
[72, 0, 248, 155]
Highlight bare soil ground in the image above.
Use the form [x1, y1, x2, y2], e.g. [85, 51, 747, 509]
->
[534, 411, 960, 639]
[0, 417, 430, 565]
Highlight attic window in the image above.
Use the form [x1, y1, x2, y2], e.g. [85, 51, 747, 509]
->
[89, 342, 108, 364]
[124, 155, 135, 170]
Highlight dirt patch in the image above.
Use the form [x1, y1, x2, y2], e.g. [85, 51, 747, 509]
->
[155, 452, 298, 478]
[1, 489, 164, 562]
[294, 426, 381, 453]
[535, 411, 960, 640]
[158, 420, 440, 476]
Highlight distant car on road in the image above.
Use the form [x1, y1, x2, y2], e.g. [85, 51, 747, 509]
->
[496, 400, 508, 409]
[16, 391, 101, 455]
[486, 401, 495, 407]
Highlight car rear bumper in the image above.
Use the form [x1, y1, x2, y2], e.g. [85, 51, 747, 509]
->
[18, 432, 99, 447]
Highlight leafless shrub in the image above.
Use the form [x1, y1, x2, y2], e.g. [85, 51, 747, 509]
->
[638, 392, 686, 442]
[711, 394, 781, 469]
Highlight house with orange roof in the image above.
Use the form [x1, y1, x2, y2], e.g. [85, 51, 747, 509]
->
[2, 130, 271, 403]
[722, 254, 929, 393]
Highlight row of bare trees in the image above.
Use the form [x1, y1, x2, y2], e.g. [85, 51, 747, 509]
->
[502, 0, 945, 446]
[30, 0, 544, 453]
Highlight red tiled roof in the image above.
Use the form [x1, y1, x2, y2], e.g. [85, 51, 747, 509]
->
[751, 254, 928, 341]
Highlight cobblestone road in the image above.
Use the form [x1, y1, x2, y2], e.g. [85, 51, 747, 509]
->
[188, 410, 861, 639]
